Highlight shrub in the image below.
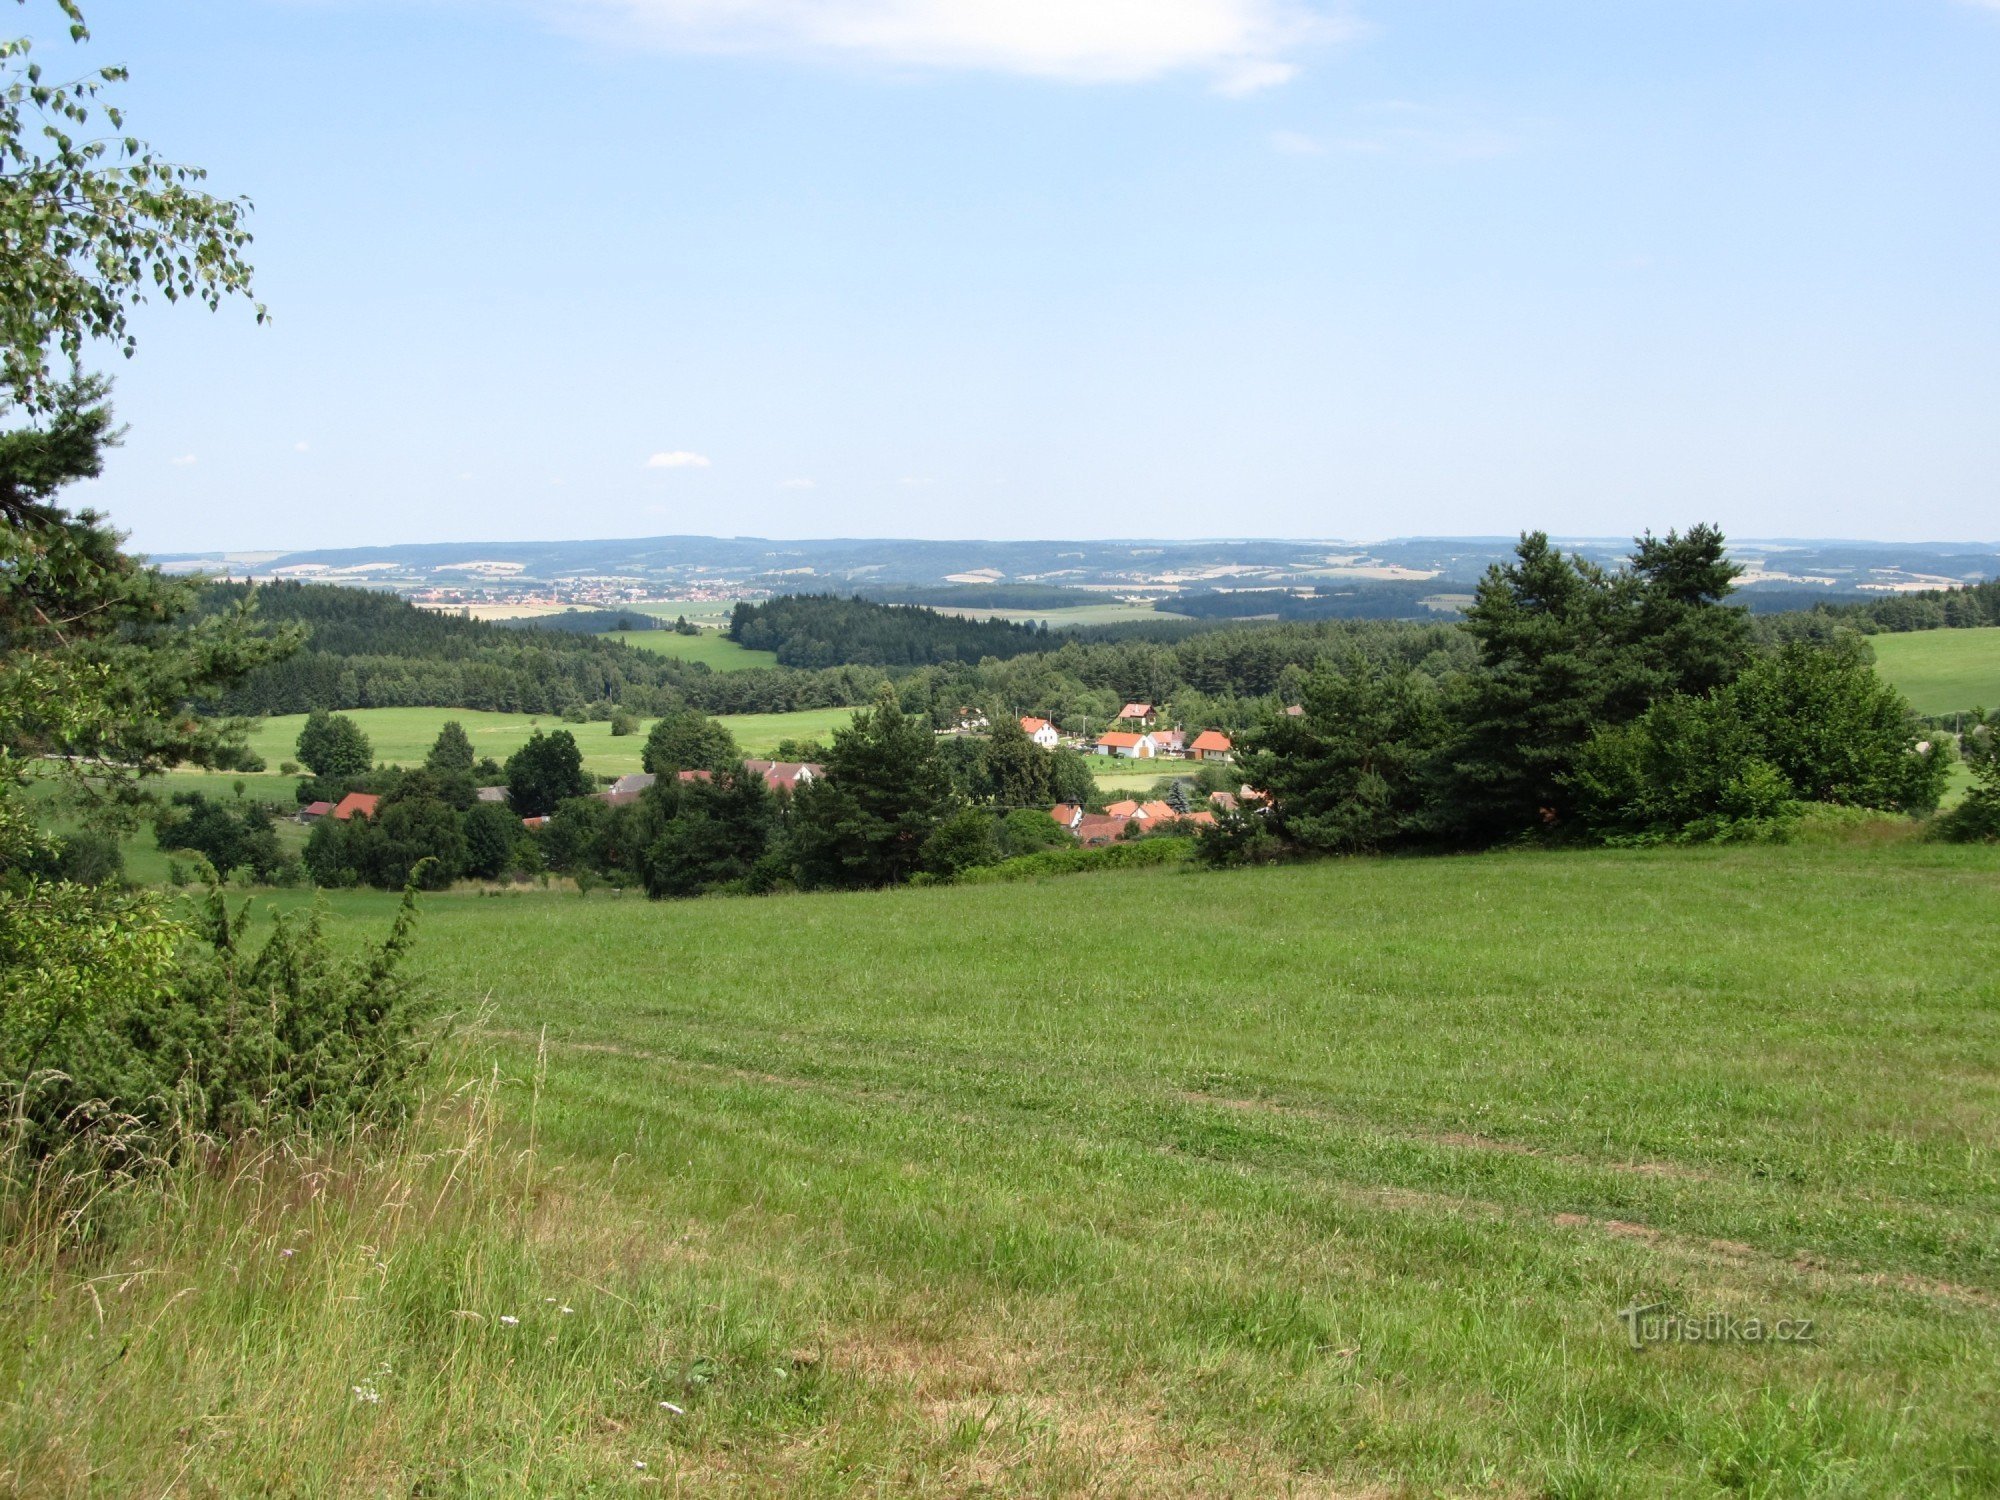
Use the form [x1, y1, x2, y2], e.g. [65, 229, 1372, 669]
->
[3, 886, 435, 1167]
[956, 836, 1194, 885]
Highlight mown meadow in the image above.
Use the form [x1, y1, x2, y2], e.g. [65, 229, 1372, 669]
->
[1866, 627, 2000, 717]
[6, 842, 1996, 1496]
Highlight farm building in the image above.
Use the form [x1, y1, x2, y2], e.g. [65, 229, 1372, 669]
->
[299, 800, 334, 822]
[1095, 731, 1157, 759]
[1190, 730, 1233, 763]
[331, 792, 379, 822]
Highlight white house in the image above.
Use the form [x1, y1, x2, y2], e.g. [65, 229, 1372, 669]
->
[1020, 716, 1061, 749]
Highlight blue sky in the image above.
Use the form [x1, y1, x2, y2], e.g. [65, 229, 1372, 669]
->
[55, 0, 2000, 552]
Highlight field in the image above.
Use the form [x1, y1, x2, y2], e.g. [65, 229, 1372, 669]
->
[230, 706, 860, 776]
[927, 602, 1187, 628]
[603, 630, 779, 671]
[1868, 626, 2000, 716]
[10, 844, 1998, 1494]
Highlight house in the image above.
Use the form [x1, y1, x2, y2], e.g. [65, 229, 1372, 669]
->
[1116, 703, 1155, 725]
[1020, 716, 1060, 749]
[1094, 731, 1157, 759]
[1104, 799, 1142, 819]
[955, 706, 990, 731]
[1048, 803, 1084, 830]
[1208, 790, 1239, 813]
[1150, 728, 1187, 757]
[300, 799, 334, 822]
[677, 768, 713, 783]
[1071, 813, 1130, 847]
[596, 772, 657, 806]
[1283, 705, 1305, 718]
[1189, 730, 1233, 763]
[1135, 800, 1179, 824]
[520, 814, 550, 830]
[743, 760, 821, 793]
[475, 785, 510, 803]
[331, 791, 379, 822]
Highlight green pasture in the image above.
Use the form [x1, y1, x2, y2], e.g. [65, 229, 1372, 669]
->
[18, 842, 1995, 1495]
[603, 630, 779, 671]
[232, 706, 859, 777]
[1868, 626, 2000, 716]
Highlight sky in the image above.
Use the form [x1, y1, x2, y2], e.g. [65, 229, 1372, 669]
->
[46, 0, 2000, 552]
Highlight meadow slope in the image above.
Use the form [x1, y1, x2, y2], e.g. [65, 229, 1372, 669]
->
[9, 844, 1996, 1495]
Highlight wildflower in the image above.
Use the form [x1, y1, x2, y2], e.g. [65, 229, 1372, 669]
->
[352, 1384, 380, 1404]
[659, 1401, 685, 1415]
[634, 1460, 647, 1470]
[279, 1248, 296, 1259]
[560, 1305, 575, 1315]
[499, 1315, 520, 1326]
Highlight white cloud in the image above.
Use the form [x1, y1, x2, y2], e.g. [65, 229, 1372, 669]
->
[779, 477, 817, 489]
[170, 453, 198, 466]
[551, 0, 1353, 92]
[645, 450, 712, 469]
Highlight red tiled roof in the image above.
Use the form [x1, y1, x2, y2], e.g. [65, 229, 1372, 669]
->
[1184, 810, 1217, 826]
[1020, 716, 1054, 734]
[677, 769, 713, 783]
[1117, 702, 1153, 719]
[1105, 799, 1141, 818]
[332, 792, 379, 821]
[1283, 705, 1305, 717]
[1208, 791, 1239, 811]
[1136, 800, 1177, 822]
[1049, 803, 1083, 827]
[302, 800, 334, 817]
[1072, 814, 1129, 846]
[1190, 730, 1233, 753]
[1095, 731, 1144, 748]
[743, 759, 821, 791]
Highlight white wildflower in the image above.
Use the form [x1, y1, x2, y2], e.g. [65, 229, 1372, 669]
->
[499, 1315, 520, 1326]
[659, 1401, 685, 1415]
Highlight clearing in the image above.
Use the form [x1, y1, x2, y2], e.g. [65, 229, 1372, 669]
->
[1868, 626, 2000, 716]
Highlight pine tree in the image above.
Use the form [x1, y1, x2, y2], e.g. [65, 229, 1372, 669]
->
[790, 687, 955, 888]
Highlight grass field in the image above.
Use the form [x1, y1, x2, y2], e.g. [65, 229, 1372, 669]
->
[928, 602, 1188, 628]
[603, 630, 779, 671]
[1869, 626, 2000, 716]
[10, 844, 1997, 1494]
[232, 706, 859, 776]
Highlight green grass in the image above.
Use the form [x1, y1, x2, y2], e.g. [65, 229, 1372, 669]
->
[1869, 626, 2000, 716]
[603, 630, 779, 671]
[235, 706, 857, 776]
[9, 843, 1996, 1494]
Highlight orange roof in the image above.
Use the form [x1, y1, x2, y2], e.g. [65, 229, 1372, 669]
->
[1137, 800, 1178, 822]
[1020, 716, 1054, 734]
[1095, 731, 1144, 748]
[1049, 803, 1082, 827]
[1105, 799, 1141, 817]
[1072, 814, 1129, 846]
[1184, 810, 1217, 826]
[1117, 703, 1153, 719]
[302, 800, 334, 817]
[332, 792, 379, 821]
[1190, 730, 1233, 752]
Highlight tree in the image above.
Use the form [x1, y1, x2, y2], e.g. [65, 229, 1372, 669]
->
[921, 808, 999, 878]
[425, 720, 475, 775]
[641, 710, 740, 776]
[153, 790, 286, 881]
[643, 766, 779, 898]
[1938, 710, 2000, 842]
[1574, 638, 1946, 841]
[1243, 659, 1445, 855]
[982, 716, 1054, 807]
[296, 708, 372, 778]
[504, 729, 591, 818]
[790, 688, 955, 889]
[1, 0, 261, 417]
[366, 790, 466, 890]
[609, 710, 639, 737]
[461, 800, 522, 879]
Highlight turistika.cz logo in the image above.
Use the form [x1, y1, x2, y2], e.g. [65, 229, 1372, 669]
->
[1616, 1301, 1817, 1350]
